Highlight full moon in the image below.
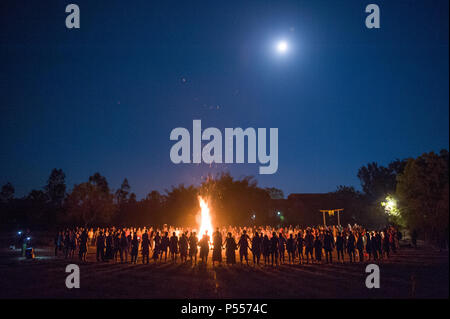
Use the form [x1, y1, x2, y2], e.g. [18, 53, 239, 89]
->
[276, 40, 288, 53]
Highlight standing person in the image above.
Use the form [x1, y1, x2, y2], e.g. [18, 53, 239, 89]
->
[383, 230, 390, 259]
[78, 229, 88, 262]
[411, 229, 418, 249]
[269, 232, 279, 266]
[153, 231, 161, 262]
[375, 231, 383, 258]
[314, 234, 323, 263]
[120, 231, 129, 263]
[371, 232, 379, 261]
[199, 232, 210, 265]
[389, 229, 396, 254]
[365, 231, 372, 261]
[130, 233, 139, 264]
[323, 230, 335, 264]
[160, 232, 170, 262]
[179, 231, 189, 263]
[88, 228, 94, 247]
[296, 232, 304, 264]
[113, 232, 120, 262]
[189, 232, 198, 265]
[336, 232, 345, 263]
[70, 231, 77, 259]
[96, 231, 105, 262]
[356, 232, 365, 262]
[237, 230, 251, 265]
[286, 234, 296, 264]
[347, 231, 356, 263]
[304, 230, 314, 264]
[141, 230, 150, 264]
[63, 231, 70, 259]
[278, 232, 287, 264]
[225, 232, 237, 265]
[169, 232, 179, 263]
[105, 231, 113, 261]
[212, 228, 223, 267]
[251, 232, 262, 266]
[54, 231, 62, 257]
[262, 234, 270, 266]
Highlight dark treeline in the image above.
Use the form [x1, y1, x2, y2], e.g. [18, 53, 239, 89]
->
[0, 150, 448, 246]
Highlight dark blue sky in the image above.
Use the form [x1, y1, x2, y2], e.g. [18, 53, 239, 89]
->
[1, 0, 448, 198]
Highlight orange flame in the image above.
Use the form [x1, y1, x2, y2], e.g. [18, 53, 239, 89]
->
[198, 196, 213, 243]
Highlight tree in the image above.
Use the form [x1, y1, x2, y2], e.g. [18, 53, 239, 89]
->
[265, 187, 284, 199]
[25, 189, 50, 226]
[0, 182, 15, 203]
[396, 150, 449, 247]
[88, 172, 110, 194]
[115, 178, 130, 206]
[357, 159, 407, 201]
[45, 168, 66, 207]
[65, 174, 115, 226]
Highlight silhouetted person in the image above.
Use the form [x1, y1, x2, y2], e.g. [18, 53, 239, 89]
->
[130, 232, 139, 264]
[262, 235, 270, 266]
[365, 231, 372, 260]
[356, 232, 364, 262]
[252, 232, 262, 265]
[314, 235, 323, 263]
[153, 231, 161, 262]
[225, 232, 237, 265]
[169, 232, 179, 263]
[238, 230, 250, 265]
[160, 232, 170, 262]
[336, 232, 344, 263]
[69, 231, 76, 258]
[383, 231, 390, 259]
[199, 232, 210, 264]
[141, 230, 150, 264]
[212, 228, 223, 267]
[269, 232, 279, 266]
[323, 230, 334, 264]
[54, 231, 62, 257]
[286, 234, 296, 264]
[347, 231, 356, 263]
[79, 230, 88, 262]
[411, 229, 418, 249]
[371, 232, 379, 261]
[304, 230, 314, 264]
[179, 232, 189, 262]
[96, 231, 105, 262]
[105, 232, 113, 261]
[296, 233, 304, 264]
[375, 231, 382, 258]
[278, 233, 287, 264]
[120, 231, 129, 263]
[189, 232, 198, 265]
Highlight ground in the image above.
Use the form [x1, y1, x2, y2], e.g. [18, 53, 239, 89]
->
[0, 242, 448, 299]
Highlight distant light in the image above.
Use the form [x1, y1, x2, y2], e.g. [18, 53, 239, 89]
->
[276, 41, 288, 54]
[26, 237, 31, 241]
[18, 231, 22, 235]
[277, 211, 281, 216]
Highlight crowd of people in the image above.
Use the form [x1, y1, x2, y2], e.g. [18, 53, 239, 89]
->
[53, 224, 403, 266]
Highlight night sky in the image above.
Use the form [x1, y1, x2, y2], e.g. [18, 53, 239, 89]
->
[1, 0, 448, 198]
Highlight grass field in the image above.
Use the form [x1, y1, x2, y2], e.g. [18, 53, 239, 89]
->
[0, 240, 447, 299]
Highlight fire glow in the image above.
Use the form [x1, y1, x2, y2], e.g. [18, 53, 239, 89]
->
[198, 196, 213, 243]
